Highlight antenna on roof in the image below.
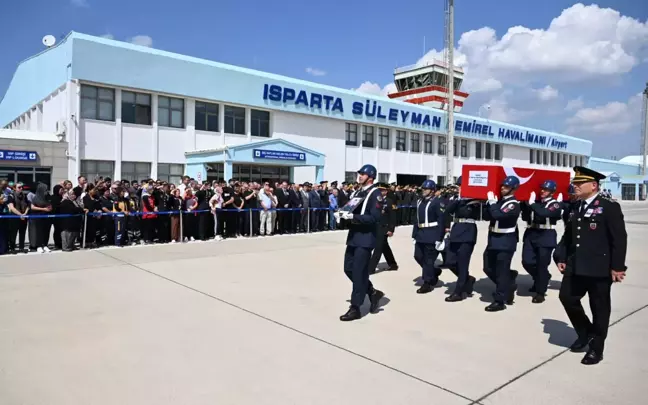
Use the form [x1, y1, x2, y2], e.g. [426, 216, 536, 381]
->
[42, 35, 56, 48]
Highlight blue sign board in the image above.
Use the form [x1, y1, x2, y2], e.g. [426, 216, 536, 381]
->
[609, 176, 620, 182]
[253, 149, 306, 162]
[0, 150, 37, 161]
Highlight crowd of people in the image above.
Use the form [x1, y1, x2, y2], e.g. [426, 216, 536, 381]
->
[0, 176, 426, 255]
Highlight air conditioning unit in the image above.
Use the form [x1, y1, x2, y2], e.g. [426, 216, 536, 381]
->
[55, 119, 67, 139]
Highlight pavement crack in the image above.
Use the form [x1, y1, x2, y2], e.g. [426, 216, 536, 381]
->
[92, 249, 478, 403]
[469, 302, 648, 404]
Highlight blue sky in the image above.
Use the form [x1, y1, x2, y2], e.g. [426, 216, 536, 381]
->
[1, 0, 647, 158]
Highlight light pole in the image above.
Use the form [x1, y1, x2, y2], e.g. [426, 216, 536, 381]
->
[445, 0, 455, 186]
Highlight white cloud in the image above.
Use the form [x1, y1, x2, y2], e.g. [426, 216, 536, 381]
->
[305, 67, 327, 77]
[359, 4, 647, 95]
[128, 35, 153, 47]
[353, 81, 396, 97]
[565, 97, 584, 111]
[482, 91, 536, 123]
[70, 0, 88, 7]
[566, 93, 643, 134]
[100, 34, 114, 40]
[534, 85, 559, 101]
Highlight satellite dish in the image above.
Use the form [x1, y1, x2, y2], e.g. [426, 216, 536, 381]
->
[42, 35, 56, 47]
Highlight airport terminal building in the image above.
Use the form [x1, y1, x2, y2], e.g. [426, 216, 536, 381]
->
[1, 32, 593, 189]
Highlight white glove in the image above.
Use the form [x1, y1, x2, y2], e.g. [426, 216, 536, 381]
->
[342, 212, 354, 220]
[412, 239, 416, 245]
[528, 191, 536, 205]
[334, 211, 342, 223]
[487, 191, 498, 205]
[557, 193, 563, 202]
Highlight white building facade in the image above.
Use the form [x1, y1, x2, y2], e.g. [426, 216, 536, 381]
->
[0, 32, 592, 188]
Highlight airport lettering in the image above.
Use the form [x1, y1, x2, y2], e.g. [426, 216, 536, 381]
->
[263, 84, 568, 150]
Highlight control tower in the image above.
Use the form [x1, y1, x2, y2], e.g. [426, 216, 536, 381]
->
[387, 59, 469, 112]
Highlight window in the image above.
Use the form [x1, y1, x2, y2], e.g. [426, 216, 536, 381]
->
[378, 173, 390, 183]
[379, 128, 390, 149]
[158, 96, 184, 128]
[411, 132, 420, 153]
[556, 153, 562, 167]
[530, 149, 535, 164]
[437, 176, 446, 187]
[80, 85, 115, 121]
[550, 152, 555, 166]
[251, 109, 270, 137]
[543, 151, 548, 165]
[495, 145, 502, 161]
[485, 143, 492, 160]
[460, 139, 468, 158]
[438, 136, 447, 155]
[396, 130, 407, 151]
[158, 163, 184, 185]
[345, 171, 356, 183]
[80, 160, 114, 181]
[362, 126, 375, 148]
[475, 141, 483, 159]
[578, 156, 583, 166]
[453, 138, 459, 157]
[569, 155, 573, 167]
[121, 162, 151, 183]
[424, 134, 433, 154]
[563, 154, 568, 167]
[345, 123, 358, 146]
[122, 91, 151, 125]
[224, 105, 245, 134]
[536, 150, 542, 165]
[195, 101, 219, 132]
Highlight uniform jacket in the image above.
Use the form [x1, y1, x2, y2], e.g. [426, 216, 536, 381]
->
[561, 200, 579, 224]
[445, 197, 480, 244]
[411, 195, 445, 243]
[482, 195, 521, 251]
[521, 197, 562, 248]
[346, 184, 383, 248]
[557, 194, 627, 277]
[378, 192, 398, 234]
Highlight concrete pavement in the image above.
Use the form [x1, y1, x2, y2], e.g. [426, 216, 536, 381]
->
[1, 202, 646, 404]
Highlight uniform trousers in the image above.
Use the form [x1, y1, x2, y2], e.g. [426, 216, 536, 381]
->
[522, 237, 553, 294]
[446, 242, 475, 294]
[483, 249, 515, 303]
[368, 233, 396, 271]
[414, 242, 440, 284]
[344, 246, 374, 308]
[559, 274, 612, 354]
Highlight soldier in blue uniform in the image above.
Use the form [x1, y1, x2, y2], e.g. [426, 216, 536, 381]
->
[521, 180, 563, 304]
[442, 176, 479, 302]
[338, 164, 386, 321]
[412, 179, 445, 294]
[482, 176, 522, 312]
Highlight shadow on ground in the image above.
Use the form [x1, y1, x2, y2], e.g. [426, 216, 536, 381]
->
[541, 318, 576, 348]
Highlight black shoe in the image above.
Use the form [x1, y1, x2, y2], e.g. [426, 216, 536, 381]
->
[506, 284, 517, 305]
[466, 276, 476, 295]
[387, 264, 399, 271]
[532, 294, 545, 304]
[485, 302, 506, 312]
[570, 336, 592, 353]
[369, 290, 385, 313]
[445, 293, 466, 302]
[416, 283, 433, 294]
[581, 349, 603, 365]
[340, 306, 361, 322]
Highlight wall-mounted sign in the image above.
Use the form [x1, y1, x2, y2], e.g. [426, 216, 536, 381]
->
[609, 176, 620, 182]
[0, 150, 37, 161]
[253, 149, 306, 162]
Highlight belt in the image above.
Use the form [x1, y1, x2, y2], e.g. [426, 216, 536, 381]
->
[456, 218, 476, 224]
[529, 224, 555, 230]
[418, 222, 439, 228]
[490, 227, 516, 234]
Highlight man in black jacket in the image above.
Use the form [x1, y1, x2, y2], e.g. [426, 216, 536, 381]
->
[556, 166, 627, 366]
[275, 181, 291, 234]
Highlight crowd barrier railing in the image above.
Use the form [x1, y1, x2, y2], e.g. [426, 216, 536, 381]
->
[0, 205, 429, 250]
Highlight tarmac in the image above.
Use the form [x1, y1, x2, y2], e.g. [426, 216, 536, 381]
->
[1, 202, 647, 405]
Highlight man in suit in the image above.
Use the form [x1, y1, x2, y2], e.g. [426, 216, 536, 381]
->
[308, 184, 321, 231]
[299, 183, 310, 232]
[288, 183, 301, 233]
[275, 181, 291, 234]
[556, 166, 627, 365]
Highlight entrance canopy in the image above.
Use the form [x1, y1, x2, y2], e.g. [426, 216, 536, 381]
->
[185, 138, 326, 183]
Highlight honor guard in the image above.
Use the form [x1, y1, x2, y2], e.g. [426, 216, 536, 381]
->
[412, 179, 445, 294]
[553, 183, 579, 267]
[368, 183, 399, 274]
[442, 176, 479, 302]
[521, 180, 563, 304]
[482, 175, 522, 312]
[556, 167, 627, 365]
[338, 164, 386, 321]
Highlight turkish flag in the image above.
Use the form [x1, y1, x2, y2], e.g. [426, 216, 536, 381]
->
[461, 165, 571, 200]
